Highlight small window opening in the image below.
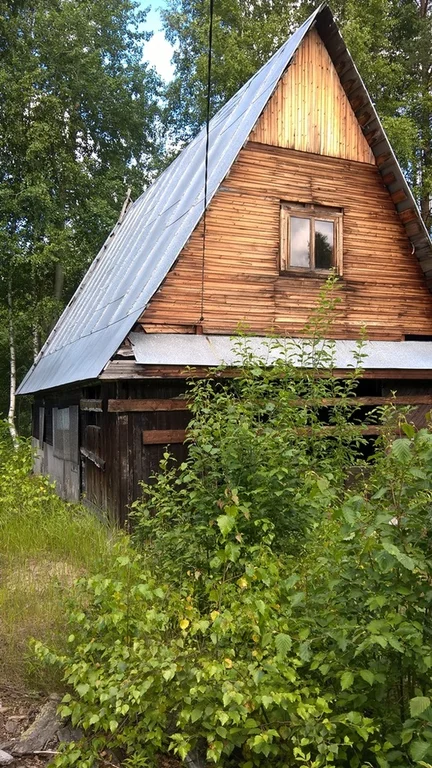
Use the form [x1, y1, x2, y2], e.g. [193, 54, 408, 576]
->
[44, 405, 53, 446]
[53, 406, 79, 462]
[280, 203, 342, 274]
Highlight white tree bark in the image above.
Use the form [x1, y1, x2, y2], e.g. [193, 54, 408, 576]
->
[7, 280, 19, 448]
[32, 323, 40, 362]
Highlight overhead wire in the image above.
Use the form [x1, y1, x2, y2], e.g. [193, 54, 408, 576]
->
[199, 0, 215, 323]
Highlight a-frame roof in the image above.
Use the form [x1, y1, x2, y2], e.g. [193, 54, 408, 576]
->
[18, 3, 432, 395]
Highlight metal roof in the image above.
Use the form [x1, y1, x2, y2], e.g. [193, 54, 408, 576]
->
[130, 333, 432, 371]
[17, 3, 432, 395]
[17, 7, 322, 395]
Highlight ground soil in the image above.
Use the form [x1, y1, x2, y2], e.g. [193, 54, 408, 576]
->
[0, 684, 51, 767]
[0, 685, 183, 768]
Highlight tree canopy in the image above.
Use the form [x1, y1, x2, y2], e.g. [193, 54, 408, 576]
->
[0, 0, 163, 428]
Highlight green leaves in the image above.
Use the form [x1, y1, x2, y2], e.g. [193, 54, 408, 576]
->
[216, 513, 236, 537]
[391, 438, 412, 464]
[410, 697, 431, 718]
[359, 669, 374, 686]
[341, 671, 354, 691]
[275, 633, 292, 657]
[382, 541, 416, 571]
[410, 740, 431, 763]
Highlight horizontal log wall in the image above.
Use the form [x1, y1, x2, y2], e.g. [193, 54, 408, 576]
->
[250, 28, 374, 164]
[141, 142, 432, 340]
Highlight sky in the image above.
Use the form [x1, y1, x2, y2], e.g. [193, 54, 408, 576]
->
[141, 1, 175, 82]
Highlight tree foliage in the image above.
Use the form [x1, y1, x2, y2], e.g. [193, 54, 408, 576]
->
[0, 0, 164, 421]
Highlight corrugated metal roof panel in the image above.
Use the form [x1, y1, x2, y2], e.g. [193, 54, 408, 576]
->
[129, 333, 432, 371]
[17, 6, 322, 395]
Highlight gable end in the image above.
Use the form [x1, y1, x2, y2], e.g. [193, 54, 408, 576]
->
[314, 7, 432, 286]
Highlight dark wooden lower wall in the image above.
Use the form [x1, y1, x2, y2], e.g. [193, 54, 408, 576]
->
[80, 379, 190, 525]
[32, 376, 432, 525]
[33, 379, 190, 525]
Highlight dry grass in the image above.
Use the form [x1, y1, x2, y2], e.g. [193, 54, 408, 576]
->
[0, 433, 122, 688]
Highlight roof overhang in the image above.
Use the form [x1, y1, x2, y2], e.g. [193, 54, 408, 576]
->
[128, 333, 432, 372]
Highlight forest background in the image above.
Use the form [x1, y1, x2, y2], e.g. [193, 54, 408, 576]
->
[1, 0, 431, 435]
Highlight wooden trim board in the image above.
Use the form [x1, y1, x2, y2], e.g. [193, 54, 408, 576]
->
[80, 399, 103, 412]
[108, 398, 189, 412]
[142, 429, 187, 445]
[80, 447, 106, 470]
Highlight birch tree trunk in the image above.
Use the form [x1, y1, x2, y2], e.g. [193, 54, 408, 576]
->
[32, 324, 40, 362]
[419, 0, 431, 229]
[7, 280, 19, 447]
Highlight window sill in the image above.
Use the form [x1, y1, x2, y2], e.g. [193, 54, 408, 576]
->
[279, 269, 339, 279]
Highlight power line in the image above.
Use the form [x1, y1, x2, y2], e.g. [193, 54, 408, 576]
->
[199, 0, 214, 323]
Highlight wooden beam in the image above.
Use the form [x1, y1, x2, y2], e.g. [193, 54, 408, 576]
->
[108, 398, 188, 413]
[102, 362, 432, 381]
[391, 189, 407, 205]
[80, 399, 103, 412]
[142, 429, 186, 445]
[382, 171, 397, 186]
[399, 208, 417, 223]
[80, 447, 105, 470]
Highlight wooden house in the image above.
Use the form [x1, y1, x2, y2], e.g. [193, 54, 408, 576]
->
[17, 4, 432, 523]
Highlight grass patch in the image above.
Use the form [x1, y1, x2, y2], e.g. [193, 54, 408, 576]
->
[0, 425, 122, 688]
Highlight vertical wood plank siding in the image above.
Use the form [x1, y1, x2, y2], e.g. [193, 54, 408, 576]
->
[77, 380, 190, 523]
[250, 28, 374, 164]
[141, 142, 432, 340]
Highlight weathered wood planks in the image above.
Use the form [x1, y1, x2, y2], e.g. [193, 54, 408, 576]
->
[108, 398, 189, 412]
[142, 429, 187, 444]
[250, 28, 374, 164]
[140, 142, 432, 341]
[80, 399, 103, 412]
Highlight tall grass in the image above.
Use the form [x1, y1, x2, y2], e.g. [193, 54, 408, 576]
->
[0, 424, 122, 688]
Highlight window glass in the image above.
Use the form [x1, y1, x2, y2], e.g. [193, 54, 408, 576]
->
[315, 219, 334, 269]
[53, 406, 79, 462]
[290, 217, 310, 268]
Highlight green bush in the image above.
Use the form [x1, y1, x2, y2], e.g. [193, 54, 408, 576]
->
[37, 426, 432, 767]
[32, 282, 432, 767]
[132, 337, 369, 580]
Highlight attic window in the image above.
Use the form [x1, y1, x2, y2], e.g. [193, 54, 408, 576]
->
[280, 203, 342, 274]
